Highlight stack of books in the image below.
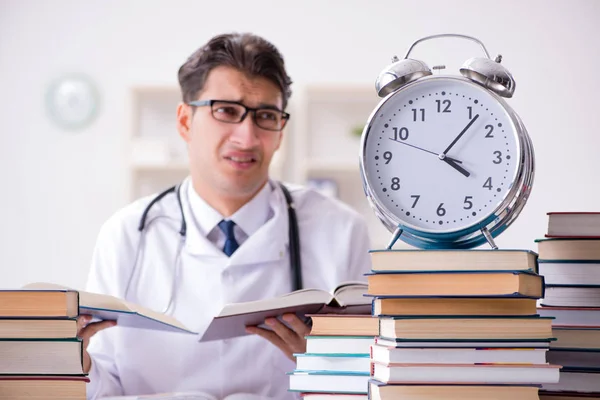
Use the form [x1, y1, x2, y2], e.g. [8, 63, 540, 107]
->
[0, 288, 88, 399]
[288, 314, 378, 399]
[535, 212, 600, 398]
[366, 249, 560, 400]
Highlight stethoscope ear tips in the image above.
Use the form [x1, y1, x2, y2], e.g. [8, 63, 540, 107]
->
[460, 55, 516, 98]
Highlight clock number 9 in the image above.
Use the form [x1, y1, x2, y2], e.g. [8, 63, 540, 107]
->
[392, 127, 409, 141]
[383, 151, 393, 164]
[390, 177, 400, 191]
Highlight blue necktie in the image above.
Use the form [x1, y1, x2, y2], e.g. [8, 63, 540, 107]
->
[218, 220, 239, 257]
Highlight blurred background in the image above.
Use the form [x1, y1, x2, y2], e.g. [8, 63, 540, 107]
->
[0, 0, 598, 289]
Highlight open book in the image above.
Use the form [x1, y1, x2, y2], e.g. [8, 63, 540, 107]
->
[22, 282, 196, 334]
[199, 281, 370, 342]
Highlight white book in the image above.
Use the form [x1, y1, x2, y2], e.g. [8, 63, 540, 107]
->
[305, 336, 373, 354]
[302, 395, 367, 400]
[374, 337, 551, 348]
[541, 370, 600, 393]
[372, 363, 560, 384]
[541, 286, 600, 307]
[295, 353, 370, 372]
[546, 212, 600, 237]
[371, 344, 548, 364]
[537, 306, 600, 326]
[539, 261, 600, 285]
[288, 371, 369, 394]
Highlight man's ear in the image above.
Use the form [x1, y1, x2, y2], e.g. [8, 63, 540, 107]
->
[177, 103, 192, 142]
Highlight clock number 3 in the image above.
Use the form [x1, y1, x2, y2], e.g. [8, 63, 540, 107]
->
[493, 151, 502, 164]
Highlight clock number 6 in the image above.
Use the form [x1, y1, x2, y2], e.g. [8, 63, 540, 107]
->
[436, 203, 446, 217]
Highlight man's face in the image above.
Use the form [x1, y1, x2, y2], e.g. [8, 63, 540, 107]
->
[177, 66, 284, 200]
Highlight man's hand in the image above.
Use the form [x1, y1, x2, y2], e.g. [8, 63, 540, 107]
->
[245, 313, 310, 361]
[77, 315, 117, 373]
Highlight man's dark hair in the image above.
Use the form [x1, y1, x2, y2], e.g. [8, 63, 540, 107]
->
[178, 32, 293, 109]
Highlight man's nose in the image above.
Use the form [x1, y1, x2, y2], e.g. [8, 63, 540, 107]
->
[229, 113, 260, 147]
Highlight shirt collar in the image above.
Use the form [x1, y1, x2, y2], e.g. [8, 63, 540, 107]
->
[186, 181, 273, 239]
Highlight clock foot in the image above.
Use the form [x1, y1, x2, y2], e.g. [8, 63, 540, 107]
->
[481, 227, 498, 250]
[386, 227, 404, 250]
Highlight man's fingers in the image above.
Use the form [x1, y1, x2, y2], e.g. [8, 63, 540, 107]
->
[76, 314, 92, 331]
[78, 320, 117, 341]
[246, 326, 288, 354]
[265, 317, 298, 344]
[281, 314, 311, 337]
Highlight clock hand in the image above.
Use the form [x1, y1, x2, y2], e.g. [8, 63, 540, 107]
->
[388, 138, 466, 168]
[441, 156, 470, 177]
[442, 114, 480, 155]
[389, 138, 439, 156]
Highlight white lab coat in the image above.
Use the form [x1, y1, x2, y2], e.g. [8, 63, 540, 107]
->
[85, 178, 372, 400]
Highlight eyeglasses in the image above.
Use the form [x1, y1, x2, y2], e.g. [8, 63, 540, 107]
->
[188, 99, 290, 131]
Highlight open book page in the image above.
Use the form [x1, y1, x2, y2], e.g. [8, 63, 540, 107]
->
[200, 281, 369, 342]
[331, 281, 369, 306]
[216, 288, 334, 318]
[22, 282, 196, 334]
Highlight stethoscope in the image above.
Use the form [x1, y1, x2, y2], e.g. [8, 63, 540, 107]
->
[124, 181, 303, 314]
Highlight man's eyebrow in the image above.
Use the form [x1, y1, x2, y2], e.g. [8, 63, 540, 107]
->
[256, 102, 283, 111]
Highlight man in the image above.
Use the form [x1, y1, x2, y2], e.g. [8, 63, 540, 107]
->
[78, 32, 372, 399]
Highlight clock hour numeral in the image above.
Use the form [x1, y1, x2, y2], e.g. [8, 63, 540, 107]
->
[412, 108, 425, 122]
[483, 177, 493, 190]
[485, 125, 494, 138]
[391, 177, 400, 191]
[436, 203, 446, 216]
[383, 151, 393, 164]
[436, 99, 451, 113]
[463, 196, 473, 210]
[467, 106, 473, 120]
[493, 151, 502, 164]
[410, 195, 420, 208]
[392, 127, 409, 141]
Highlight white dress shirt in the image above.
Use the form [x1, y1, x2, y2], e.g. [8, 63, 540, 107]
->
[187, 181, 273, 251]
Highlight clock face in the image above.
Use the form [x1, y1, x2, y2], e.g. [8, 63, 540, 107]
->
[362, 76, 522, 235]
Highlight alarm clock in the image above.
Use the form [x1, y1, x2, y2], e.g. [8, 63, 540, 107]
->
[359, 34, 534, 250]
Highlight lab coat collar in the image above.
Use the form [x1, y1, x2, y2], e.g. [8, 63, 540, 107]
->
[186, 180, 273, 241]
[181, 178, 289, 265]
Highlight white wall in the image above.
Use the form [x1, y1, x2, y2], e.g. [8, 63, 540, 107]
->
[1, 0, 599, 289]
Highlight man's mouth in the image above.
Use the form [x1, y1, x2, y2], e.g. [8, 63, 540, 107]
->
[225, 156, 256, 163]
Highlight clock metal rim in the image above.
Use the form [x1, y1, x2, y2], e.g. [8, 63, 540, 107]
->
[358, 75, 534, 249]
